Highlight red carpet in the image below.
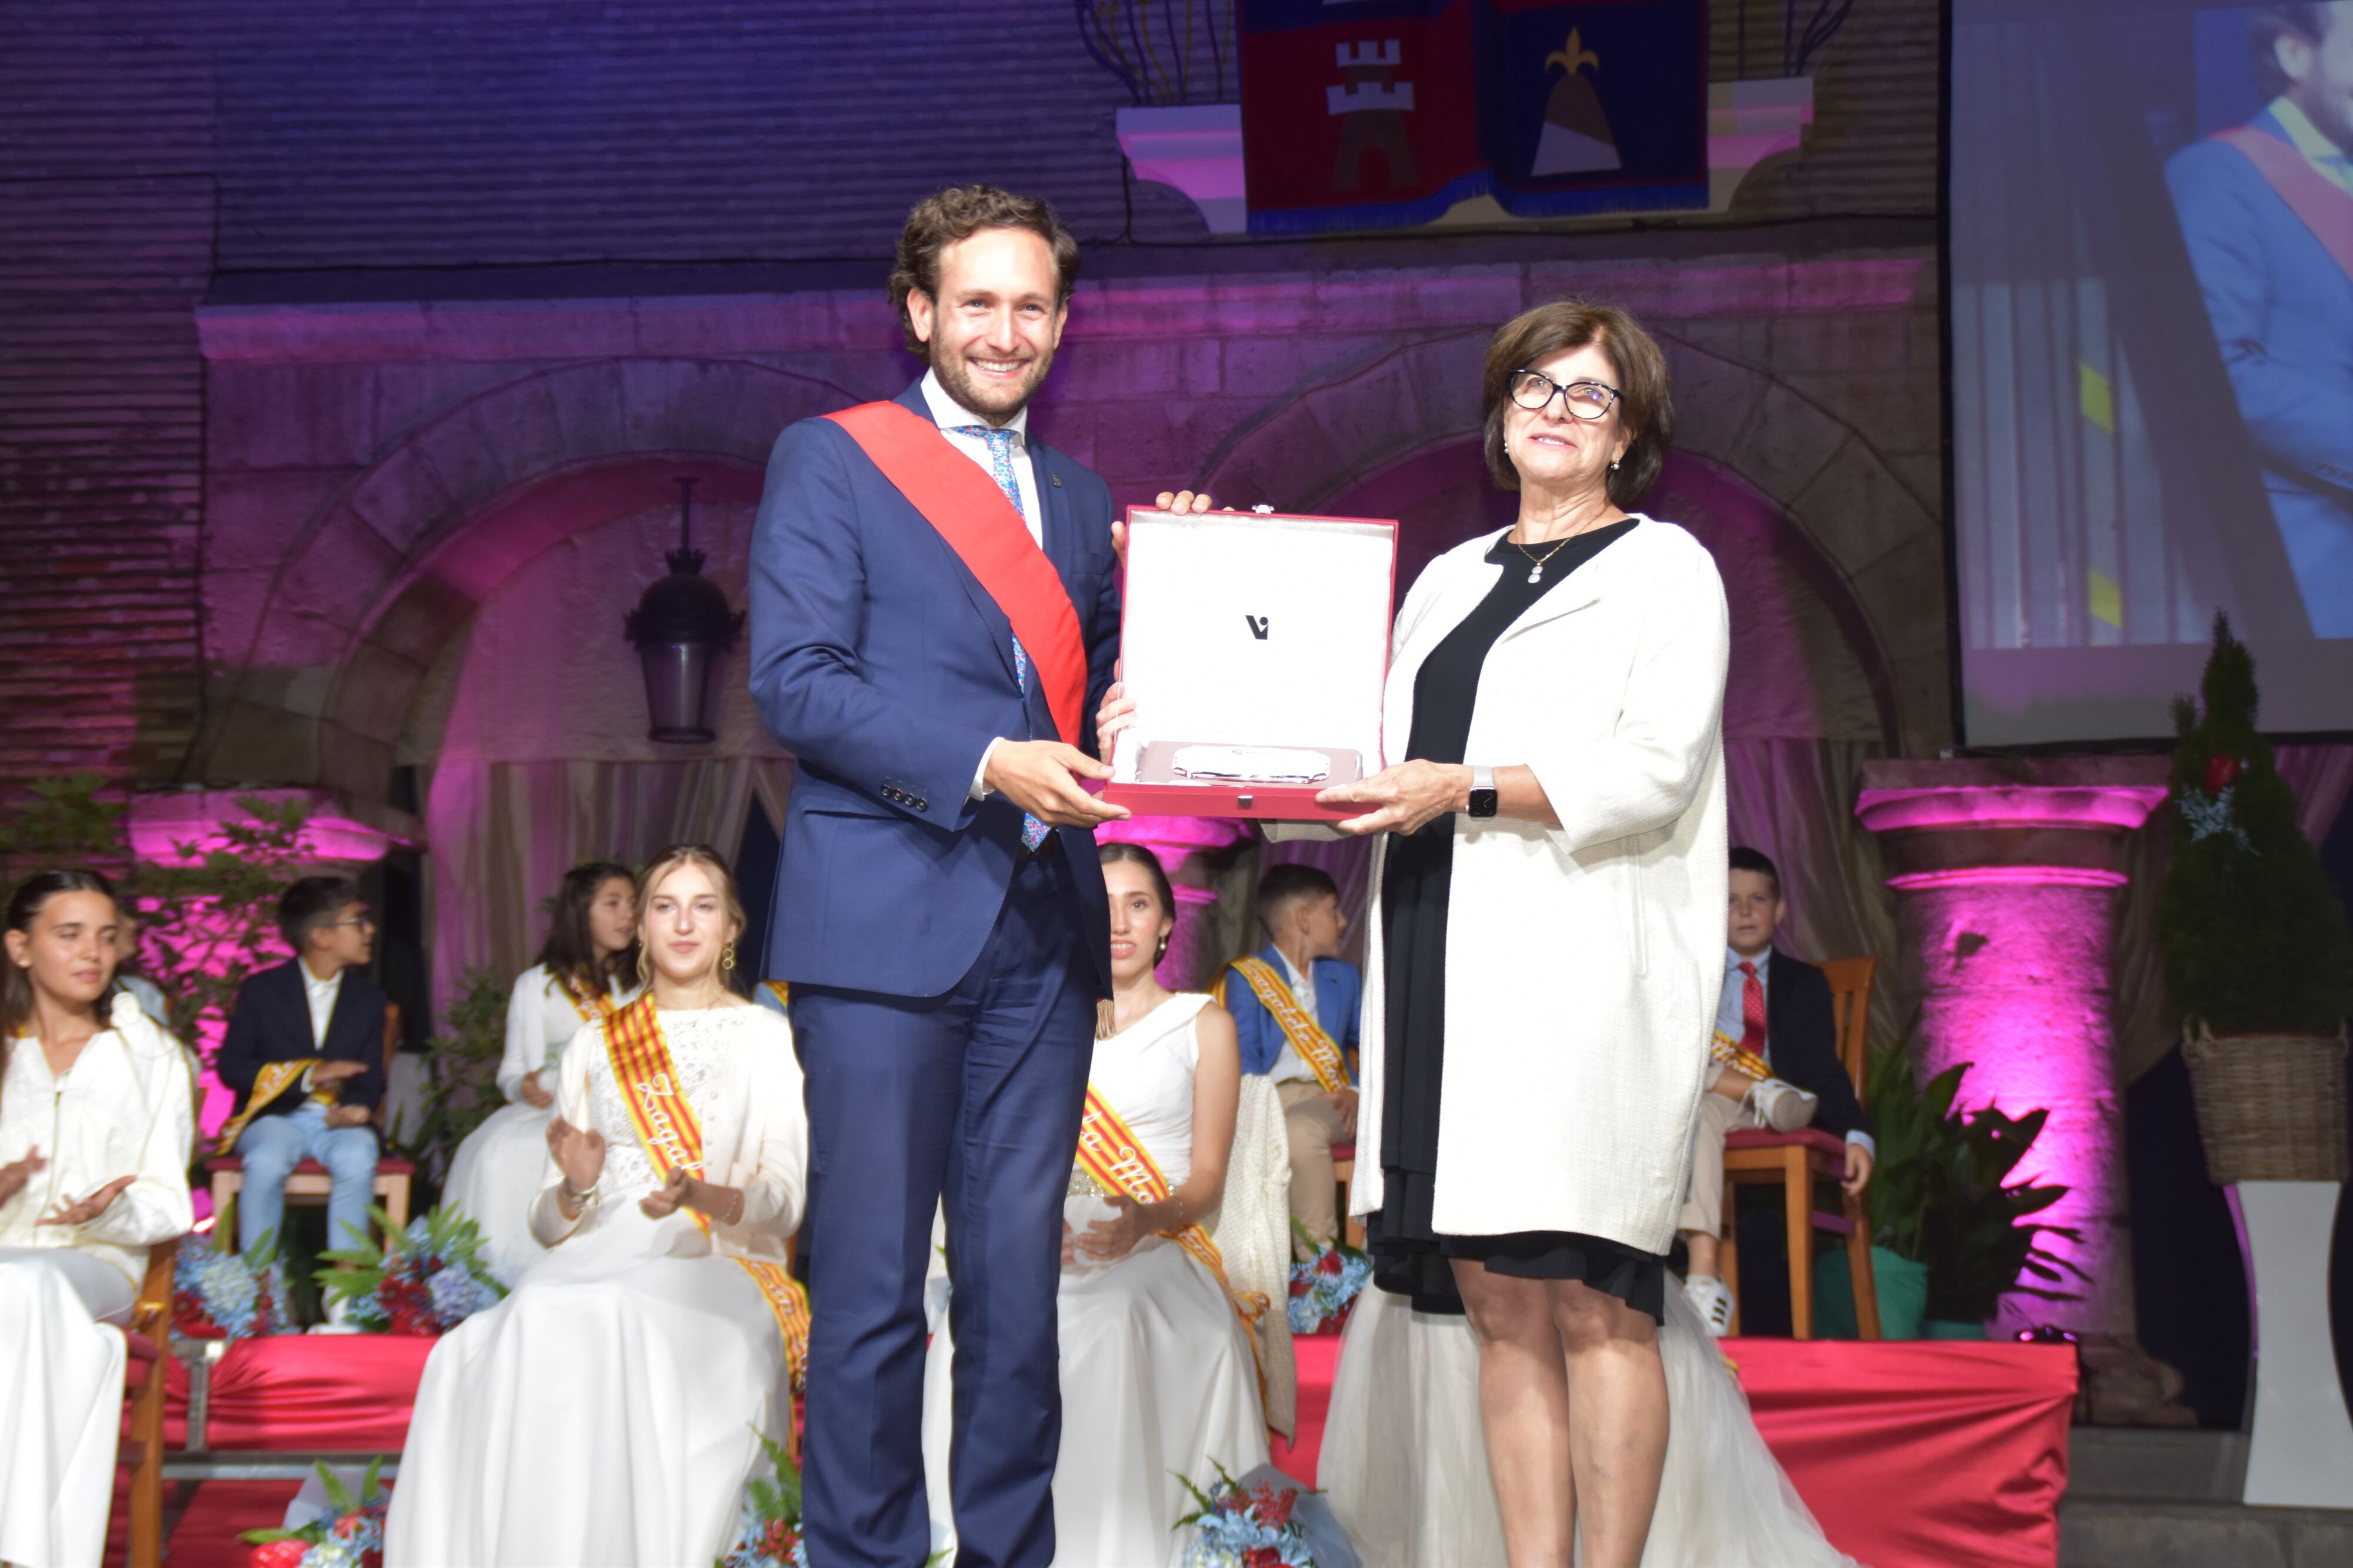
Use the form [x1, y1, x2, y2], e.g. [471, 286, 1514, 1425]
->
[115, 1330, 2074, 1568]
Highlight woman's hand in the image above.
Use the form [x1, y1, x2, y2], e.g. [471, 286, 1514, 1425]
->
[639, 1167, 694, 1218]
[1078, 1195, 1155, 1262]
[38, 1174, 134, 1228]
[546, 1116, 606, 1195]
[1061, 1220, 1078, 1267]
[1317, 760, 1470, 836]
[0, 1149, 46, 1207]
[518, 1070, 554, 1110]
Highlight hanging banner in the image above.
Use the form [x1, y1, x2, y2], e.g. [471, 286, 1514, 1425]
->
[1239, 0, 1709, 234]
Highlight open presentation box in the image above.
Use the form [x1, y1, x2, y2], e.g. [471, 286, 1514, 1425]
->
[1102, 506, 1397, 821]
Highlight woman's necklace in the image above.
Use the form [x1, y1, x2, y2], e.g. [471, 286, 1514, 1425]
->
[1509, 532, 1577, 585]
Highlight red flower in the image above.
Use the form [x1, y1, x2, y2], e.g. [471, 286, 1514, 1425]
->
[1219, 1490, 1249, 1513]
[1317, 1250, 1345, 1276]
[2205, 755, 2242, 795]
[1245, 1549, 1281, 1568]
[248, 1540, 308, 1568]
[1288, 1277, 1311, 1297]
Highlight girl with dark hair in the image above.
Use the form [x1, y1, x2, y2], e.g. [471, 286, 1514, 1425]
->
[918, 841, 1286, 1568]
[389, 846, 808, 1568]
[442, 860, 641, 1282]
[0, 870, 195, 1568]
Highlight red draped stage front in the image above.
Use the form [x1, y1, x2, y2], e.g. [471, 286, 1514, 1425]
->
[128, 1333, 2075, 1568]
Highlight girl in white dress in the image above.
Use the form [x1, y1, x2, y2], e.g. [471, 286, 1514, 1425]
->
[0, 870, 194, 1568]
[441, 860, 638, 1282]
[921, 843, 1268, 1568]
[387, 846, 809, 1568]
[1320, 1283, 1861, 1568]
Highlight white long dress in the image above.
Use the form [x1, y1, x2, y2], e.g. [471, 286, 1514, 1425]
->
[921, 993, 1271, 1568]
[441, 966, 634, 1283]
[0, 994, 194, 1568]
[1319, 1282, 1859, 1567]
[385, 1002, 808, 1568]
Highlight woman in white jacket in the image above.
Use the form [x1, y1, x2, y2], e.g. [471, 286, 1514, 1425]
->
[0, 869, 195, 1568]
[1314, 300, 1729, 1568]
[440, 860, 638, 1282]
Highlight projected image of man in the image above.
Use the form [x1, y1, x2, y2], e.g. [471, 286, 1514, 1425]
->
[2167, 4, 2353, 636]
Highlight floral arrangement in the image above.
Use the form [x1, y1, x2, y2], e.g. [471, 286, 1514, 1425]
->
[241, 1459, 388, 1568]
[1177, 1462, 1317, 1568]
[1286, 1226, 1373, 1336]
[716, 1428, 808, 1568]
[316, 1206, 507, 1335]
[174, 1220, 294, 1341]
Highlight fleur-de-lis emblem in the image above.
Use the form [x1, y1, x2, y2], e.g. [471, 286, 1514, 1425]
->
[1546, 28, 1601, 77]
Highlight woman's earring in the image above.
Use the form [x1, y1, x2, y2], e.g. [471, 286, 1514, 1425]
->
[1155, 934, 1170, 962]
[1609, 459, 1621, 471]
[721, 940, 737, 973]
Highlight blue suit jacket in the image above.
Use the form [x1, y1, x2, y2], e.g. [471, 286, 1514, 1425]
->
[216, 960, 388, 1118]
[2167, 111, 2353, 633]
[749, 382, 1122, 998]
[1224, 943, 1361, 1082]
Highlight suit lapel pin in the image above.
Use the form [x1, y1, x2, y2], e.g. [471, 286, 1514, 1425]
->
[1051, 472, 1063, 488]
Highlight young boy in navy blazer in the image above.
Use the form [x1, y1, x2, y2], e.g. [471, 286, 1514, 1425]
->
[1677, 847, 1874, 1335]
[1218, 863, 1361, 1257]
[217, 876, 386, 1272]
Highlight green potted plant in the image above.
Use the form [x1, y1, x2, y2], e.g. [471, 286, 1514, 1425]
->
[415, 968, 514, 1163]
[1816, 1037, 2085, 1337]
[2159, 615, 2353, 1183]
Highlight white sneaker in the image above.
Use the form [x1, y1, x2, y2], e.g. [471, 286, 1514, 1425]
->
[308, 1293, 362, 1335]
[1684, 1273, 1736, 1337]
[1748, 1076, 1821, 1134]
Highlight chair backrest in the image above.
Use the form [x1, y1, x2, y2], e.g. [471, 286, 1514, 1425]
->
[1817, 956, 1878, 1102]
[376, 1003, 401, 1129]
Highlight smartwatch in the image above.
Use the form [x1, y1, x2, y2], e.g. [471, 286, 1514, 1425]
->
[1467, 766, 1499, 819]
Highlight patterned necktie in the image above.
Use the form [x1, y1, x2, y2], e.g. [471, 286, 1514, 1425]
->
[1738, 960, 1767, 1060]
[952, 424, 1050, 852]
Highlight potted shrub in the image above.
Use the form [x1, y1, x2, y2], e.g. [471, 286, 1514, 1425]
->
[2160, 615, 2352, 1182]
[1815, 1037, 2085, 1338]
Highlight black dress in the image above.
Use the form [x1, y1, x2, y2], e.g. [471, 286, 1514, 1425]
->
[1365, 519, 1668, 1322]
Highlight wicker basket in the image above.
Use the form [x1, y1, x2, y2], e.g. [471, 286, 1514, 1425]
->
[2180, 1022, 2350, 1184]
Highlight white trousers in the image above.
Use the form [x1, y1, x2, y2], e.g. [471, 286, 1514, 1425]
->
[0, 1247, 136, 1568]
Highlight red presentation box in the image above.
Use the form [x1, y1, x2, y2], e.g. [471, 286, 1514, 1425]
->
[1101, 506, 1397, 821]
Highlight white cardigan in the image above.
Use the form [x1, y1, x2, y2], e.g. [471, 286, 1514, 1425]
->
[1345, 516, 1731, 1255]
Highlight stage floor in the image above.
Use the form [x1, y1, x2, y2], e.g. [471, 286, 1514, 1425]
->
[118, 1330, 2076, 1568]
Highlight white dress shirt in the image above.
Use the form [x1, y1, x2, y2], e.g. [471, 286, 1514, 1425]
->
[920, 370, 1050, 803]
[302, 962, 344, 1049]
[1268, 949, 1320, 1087]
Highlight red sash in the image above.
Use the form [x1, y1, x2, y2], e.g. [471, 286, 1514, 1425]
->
[825, 400, 1087, 748]
[2215, 126, 2353, 285]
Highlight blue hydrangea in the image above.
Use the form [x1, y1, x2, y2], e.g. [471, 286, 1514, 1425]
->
[427, 1264, 501, 1327]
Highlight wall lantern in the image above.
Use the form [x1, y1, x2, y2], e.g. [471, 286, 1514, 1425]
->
[625, 476, 745, 745]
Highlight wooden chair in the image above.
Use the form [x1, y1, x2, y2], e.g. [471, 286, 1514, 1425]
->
[1719, 956, 1883, 1340]
[1331, 1143, 1364, 1249]
[206, 1003, 415, 1240]
[119, 1239, 179, 1568]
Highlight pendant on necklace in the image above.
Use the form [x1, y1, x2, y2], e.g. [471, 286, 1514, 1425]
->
[1527, 565, 1544, 585]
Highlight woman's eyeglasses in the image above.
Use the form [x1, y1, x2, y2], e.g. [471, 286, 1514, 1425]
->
[1508, 369, 1621, 421]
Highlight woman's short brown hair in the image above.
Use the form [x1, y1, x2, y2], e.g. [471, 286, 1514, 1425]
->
[888, 185, 1082, 355]
[1481, 299, 1674, 509]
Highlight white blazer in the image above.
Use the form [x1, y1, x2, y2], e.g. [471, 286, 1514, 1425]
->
[1348, 515, 1731, 1255]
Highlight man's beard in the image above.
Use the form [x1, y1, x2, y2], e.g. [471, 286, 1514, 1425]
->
[932, 342, 1055, 426]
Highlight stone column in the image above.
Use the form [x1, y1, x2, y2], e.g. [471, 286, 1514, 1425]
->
[1094, 815, 1252, 990]
[1857, 758, 2192, 1422]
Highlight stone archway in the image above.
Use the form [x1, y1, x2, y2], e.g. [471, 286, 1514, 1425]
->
[200, 358, 861, 798]
[1190, 328, 1947, 754]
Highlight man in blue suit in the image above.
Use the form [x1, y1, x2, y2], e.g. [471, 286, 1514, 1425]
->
[749, 185, 1208, 1568]
[1217, 862, 1361, 1257]
[2167, 3, 2353, 635]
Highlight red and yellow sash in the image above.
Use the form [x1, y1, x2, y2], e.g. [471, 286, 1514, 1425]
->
[214, 1059, 331, 1155]
[558, 969, 619, 1029]
[1217, 958, 1350, 1095]
[1709, 1029, 1773, 1085]
[762, 980, 789, 1009]
[823, 400, 1086, 747]
[1074, 1084, 1267, 1335]
[2216, 126, 2353, 283]
[603, 997, 811, 1388]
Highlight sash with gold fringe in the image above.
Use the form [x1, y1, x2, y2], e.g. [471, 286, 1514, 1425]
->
[557, 969, 619, 1029]
[1217, 957, 1350, 1095]
[602, 996, 811, 1389]
[214, 1059, 331, 1155]
[1709, 1029, 1774, 1084]
[1073, 1083, 1268, 1335]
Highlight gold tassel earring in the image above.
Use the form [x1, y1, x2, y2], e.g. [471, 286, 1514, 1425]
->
[1095, 997, 1117, 1040]
[721, 940, 737, 972]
